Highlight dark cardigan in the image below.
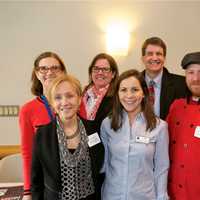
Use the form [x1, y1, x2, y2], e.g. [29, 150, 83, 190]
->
[31, 118, 104, 200]
[86, 95, 113, 131]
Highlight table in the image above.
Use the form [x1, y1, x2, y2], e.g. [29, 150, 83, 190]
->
[0, 182, 23, 200]
[0, 183, 23, 187]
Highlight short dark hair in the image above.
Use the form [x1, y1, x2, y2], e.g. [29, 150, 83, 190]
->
[111, 69, 157, 131]
[142, 37, 167, 57]
[31, 51, 67, 96]
[86, 53, 119, 96]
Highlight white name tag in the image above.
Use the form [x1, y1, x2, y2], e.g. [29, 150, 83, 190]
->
[0, 189, 7, 196]
[135, 136, 150, 144]
[88, 132, 101, 147]
[194, 126, 200, 138]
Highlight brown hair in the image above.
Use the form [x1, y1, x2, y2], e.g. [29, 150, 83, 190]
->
[85, 53, 119, 96]
[142, 37, 167, 57]
[111, 69, 157, 131]
[47, 74, 82, 107]
[31, 51, 67, 96]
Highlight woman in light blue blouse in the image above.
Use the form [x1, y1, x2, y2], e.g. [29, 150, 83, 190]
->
[100, 69, 169, 200]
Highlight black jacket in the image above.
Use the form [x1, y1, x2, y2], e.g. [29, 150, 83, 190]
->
[142, 67, 187, 119]
[31, 119, 104, 200]
[89, 95, 113, 131]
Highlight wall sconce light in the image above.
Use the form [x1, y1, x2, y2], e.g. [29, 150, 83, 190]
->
[106, 23, 130, 56]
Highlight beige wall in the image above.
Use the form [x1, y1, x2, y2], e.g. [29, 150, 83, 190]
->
[0, 1, 200, 144]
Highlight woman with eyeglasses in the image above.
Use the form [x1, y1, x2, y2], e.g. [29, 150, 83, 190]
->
[79, 53, 119, 131]
[19, 52, 67, 200]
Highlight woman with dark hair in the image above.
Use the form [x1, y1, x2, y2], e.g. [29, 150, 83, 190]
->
[79, 53, 119, 129]
[31, 74, 104, 200]
[101, 69, 169, 200]
[19, 51, 67, 200]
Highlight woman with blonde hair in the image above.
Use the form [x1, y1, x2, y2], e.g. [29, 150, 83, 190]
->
[31, 74, 104, 200]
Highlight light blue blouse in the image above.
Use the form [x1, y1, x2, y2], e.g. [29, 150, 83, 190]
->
[100, 112, 169, 200]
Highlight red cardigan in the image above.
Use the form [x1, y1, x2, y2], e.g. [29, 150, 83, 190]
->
[19, 97, 51, 191]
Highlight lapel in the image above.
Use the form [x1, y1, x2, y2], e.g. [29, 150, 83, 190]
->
[95, 96, 112, 119]
[81, 118, 105, 179]
[43, 121, 61, 190]
[142, 68, 175, 119]
[160, 68, 175, 118]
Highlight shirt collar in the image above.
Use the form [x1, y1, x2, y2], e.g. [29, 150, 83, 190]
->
[122, 110, 145, 123]
[145, 69, 163, 88]
[190, 96, 200, 105]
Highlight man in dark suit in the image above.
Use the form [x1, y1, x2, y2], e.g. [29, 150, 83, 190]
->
[141, 37, 187, 120]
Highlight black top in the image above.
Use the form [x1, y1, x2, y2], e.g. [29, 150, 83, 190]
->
[31, 118, 104, 200]
[86, 95, 113, 132]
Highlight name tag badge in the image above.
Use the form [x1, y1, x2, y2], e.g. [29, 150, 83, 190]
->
[135, 136, 150, 144]
[194, 126, 200, 138]
[88, 132, 101, 147]
[0, 189, 7, 196]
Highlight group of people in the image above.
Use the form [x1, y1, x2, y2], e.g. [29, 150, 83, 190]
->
[18, 36, 200, 200]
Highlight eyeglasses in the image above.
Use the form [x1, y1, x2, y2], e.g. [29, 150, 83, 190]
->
[92, 66, 111, 73]
[36, 65, 61, 74]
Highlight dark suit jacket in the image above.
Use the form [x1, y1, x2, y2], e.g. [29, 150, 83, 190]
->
[31, 118, 104, 200]
[142, 67, 187, 120]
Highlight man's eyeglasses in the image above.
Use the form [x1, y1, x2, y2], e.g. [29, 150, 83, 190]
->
[92, 66, 111, 73]
[36, 65, 61, 74]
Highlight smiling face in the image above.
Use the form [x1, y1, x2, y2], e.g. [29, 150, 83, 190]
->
[91, 58, 115, 90]
[35, 57, 64, 90]
[185, 64, 200, 98]
[52, 81, 81, 121]
[118, 76, 144, 121]
[142, 44, 165, 77]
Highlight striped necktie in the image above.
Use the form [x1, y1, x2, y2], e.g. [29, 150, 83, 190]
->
[148, 80, 155, 105]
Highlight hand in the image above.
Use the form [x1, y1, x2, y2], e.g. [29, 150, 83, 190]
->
[22, 195, 32, 200]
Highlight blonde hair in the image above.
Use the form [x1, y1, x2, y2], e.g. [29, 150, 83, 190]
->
[47, 74, 82, 107]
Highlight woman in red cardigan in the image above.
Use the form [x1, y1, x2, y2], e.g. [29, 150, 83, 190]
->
[19, 51, 67, 200]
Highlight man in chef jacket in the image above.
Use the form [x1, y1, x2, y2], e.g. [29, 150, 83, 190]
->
[167, 52, 200, 200]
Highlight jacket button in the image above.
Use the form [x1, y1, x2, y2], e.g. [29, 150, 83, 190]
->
[179, 184, 183, 188]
